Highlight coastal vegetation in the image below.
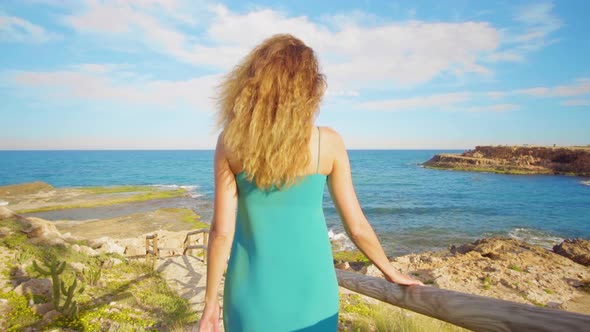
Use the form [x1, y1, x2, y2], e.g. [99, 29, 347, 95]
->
[161, 207, 209, 229]
[333, 250, 371, 265]
[423, 145, 590, 176]
[0, 181, 190, 214]
[14, 188, 188, 214]
[0, 212, 197, 331]
[339, 293, 469, 332]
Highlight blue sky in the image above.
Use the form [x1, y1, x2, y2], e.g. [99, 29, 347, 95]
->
[1, 0, 589, 149]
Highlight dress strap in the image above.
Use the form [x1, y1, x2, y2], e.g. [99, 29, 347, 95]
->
[316, 126, 321, 174]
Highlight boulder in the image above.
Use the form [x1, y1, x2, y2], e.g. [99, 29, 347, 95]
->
[13, 278, 52, 300]
[10, 266, 26, 278]
[70, 262, 88, 273]
[72, 245, 99, 257]
[61, 232, 84, 243]
[95, 240, 125, 255]
[0, 226, 12, 238]
[89, 236, 110, 249]
[20, 217, 63, 245]
[123, 245, 145, 257]
[87, 236, 126, 255]
[553, 238, 590, 266]
[335, 261, 350, 270]
[0, 207, 16, 220]
[115, 237, 145, 257]
[32, 302, 54, 316]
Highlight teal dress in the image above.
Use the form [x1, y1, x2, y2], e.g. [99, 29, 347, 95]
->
[223, 130, 339, 331]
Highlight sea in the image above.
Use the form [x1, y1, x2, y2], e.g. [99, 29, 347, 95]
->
[1, 150, 589, 257]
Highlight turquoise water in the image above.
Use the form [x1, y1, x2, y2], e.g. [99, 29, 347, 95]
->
[1, 150, 589, 256]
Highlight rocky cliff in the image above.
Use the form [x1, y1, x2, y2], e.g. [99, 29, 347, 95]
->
[423, 145, 590, 176]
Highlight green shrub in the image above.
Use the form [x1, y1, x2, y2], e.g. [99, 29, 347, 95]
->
[0, 291, 41, 331]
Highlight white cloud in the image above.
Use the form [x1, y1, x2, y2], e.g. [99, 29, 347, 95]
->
[205, 8, 500, 86]
[553, 78, 590, 97]
[485, 51, 523, 63]
[487, 91, 507, 99]
[5, 1, 575, 118]
[515, 87, 551, 97]
[61, 1, 501, 89]
[486, 2, 561, 63]
[11, 67, 220, 111]
[464, 103, 519, 112]
[324, 89, 360, 97]
[0, 14, 59, 43]
[356, 92, 470, 111]
[516, 78, 590, 97]
[354, 92, 517, 113]
[514, 2, 561, 39]
[562, 99, 590, 107]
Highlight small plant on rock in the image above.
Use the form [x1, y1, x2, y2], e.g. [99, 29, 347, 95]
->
[15, 248, 33, 265]
[32, 258, 86, 318]
[81, 266, 102, 286]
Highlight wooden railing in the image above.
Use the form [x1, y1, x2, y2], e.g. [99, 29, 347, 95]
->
[145, 233, 159, 270]
[336, 269, 590, 332]
[145, 229, 590, 331]
[183, 228, 209, 263]
[144, 228, 210, 270]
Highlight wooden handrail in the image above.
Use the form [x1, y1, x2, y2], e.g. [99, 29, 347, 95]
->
[183, 228, 209, 263]
[336, 269, 590, 332]
[145, 233, 159, 270]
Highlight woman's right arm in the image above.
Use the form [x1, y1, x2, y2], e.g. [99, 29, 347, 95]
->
[325, 128, 423, 286]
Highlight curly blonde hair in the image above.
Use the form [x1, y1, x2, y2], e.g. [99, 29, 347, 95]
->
[216, 34, 327, 190]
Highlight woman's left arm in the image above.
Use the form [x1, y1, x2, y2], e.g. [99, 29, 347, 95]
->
[204, 133, 238, 306]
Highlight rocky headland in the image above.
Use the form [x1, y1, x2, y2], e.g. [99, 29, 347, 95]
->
[423, 145, 590, 176]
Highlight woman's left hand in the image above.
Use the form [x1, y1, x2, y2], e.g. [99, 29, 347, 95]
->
[197, 299, 222, 332]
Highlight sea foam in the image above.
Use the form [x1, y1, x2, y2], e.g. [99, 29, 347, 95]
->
[328, 228, 355, 250]
[507, 227, 563, 249]
[150, 184, 203, 198]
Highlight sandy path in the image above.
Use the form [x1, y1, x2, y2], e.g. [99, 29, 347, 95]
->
[156, 254, 226, 331]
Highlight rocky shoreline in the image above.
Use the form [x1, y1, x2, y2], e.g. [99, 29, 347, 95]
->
[423, 145, 590, 176]
[1, 181, 589, 330]
[334, 236, 590, 315]
[2, 204, 589, 329]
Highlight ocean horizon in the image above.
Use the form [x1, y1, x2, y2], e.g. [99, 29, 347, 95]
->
[1, 149, 589, 257]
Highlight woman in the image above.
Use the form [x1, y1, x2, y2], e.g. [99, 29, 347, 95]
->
[198, 34, 423, 332]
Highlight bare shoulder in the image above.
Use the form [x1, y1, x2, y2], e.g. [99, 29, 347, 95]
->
[318, 126, 347, 175]
[216, 131, 223, 145]
[217, 130, 242, 174]
[215, 131, 228, 156]
[319, 126, 346, 151]
[320, 127, 343, 146]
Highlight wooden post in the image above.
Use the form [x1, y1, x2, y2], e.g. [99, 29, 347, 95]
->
[145, 235, 150, 264]
[182, 229, 209, 264]
[336, 269, 590, 332]
[152, 234, 159, 270]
